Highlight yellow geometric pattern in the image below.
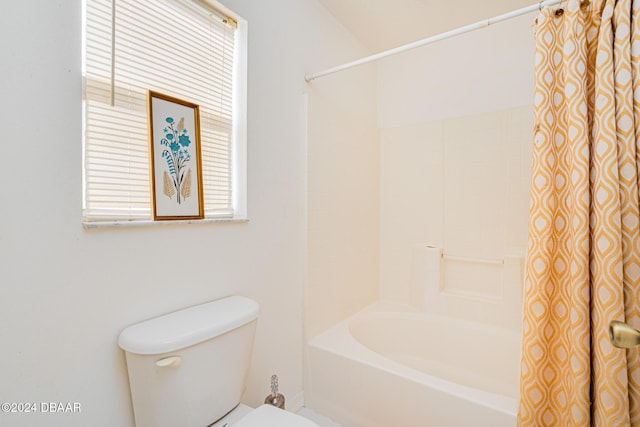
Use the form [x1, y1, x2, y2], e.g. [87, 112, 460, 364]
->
[519, 0, 640, 425]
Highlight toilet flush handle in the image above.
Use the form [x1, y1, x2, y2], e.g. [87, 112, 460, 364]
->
[155, 355, 182, 368]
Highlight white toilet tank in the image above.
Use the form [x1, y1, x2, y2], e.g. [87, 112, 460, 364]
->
[118, 296, 260, 427]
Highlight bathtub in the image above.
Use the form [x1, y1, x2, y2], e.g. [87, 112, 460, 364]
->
[306, 302, 520, 427]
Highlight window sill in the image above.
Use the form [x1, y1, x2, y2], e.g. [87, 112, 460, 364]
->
[83, 217, 249, 230]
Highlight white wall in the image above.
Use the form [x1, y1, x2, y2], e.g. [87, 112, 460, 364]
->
[377, 11, 537, 327]
[377, 13, 537, 129]
[0, 1, 374, 426]
[305, 75, 379, 338]
[303, 10, 380, 338]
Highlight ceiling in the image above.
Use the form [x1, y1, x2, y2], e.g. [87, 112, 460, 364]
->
[317, 0, 536, 52]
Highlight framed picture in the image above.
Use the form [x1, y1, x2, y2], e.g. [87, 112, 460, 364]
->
[148, 91, 204, 220]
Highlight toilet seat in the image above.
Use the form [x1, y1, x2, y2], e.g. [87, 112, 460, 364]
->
[233, 404, 320, 427]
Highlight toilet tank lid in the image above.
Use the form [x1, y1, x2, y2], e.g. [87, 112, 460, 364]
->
[118, 296, 259, 355]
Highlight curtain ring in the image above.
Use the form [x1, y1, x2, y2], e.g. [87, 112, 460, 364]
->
[539, 0, 544, 11]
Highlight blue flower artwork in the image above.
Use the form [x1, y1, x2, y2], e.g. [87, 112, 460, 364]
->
[159, 116, 193, 204]
[149, 91, 204, 220]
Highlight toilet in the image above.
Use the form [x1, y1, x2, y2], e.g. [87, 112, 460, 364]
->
[118, 295, 319, 427]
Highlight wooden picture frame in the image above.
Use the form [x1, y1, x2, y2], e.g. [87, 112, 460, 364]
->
[148, 91, 204, 220]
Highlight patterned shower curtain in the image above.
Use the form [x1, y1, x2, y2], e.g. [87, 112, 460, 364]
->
[519, 0, 640, 425]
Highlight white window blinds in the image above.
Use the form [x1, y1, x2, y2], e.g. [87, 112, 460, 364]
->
[84, 0, 236, 221]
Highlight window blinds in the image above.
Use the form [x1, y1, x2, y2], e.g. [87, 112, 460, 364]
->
[84, 0, 235, 220]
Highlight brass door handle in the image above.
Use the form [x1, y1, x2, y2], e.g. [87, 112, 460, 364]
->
[610, 321, 640, 348]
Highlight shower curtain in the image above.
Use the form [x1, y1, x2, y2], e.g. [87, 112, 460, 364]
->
[519, 0, 640, 425]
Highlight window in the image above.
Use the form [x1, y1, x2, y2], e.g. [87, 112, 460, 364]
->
[83, 0, 246, 224]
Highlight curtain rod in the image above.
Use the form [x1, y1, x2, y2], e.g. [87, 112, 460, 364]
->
[305, 0, 563, 83]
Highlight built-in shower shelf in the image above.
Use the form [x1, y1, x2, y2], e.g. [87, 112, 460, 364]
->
[442, 253, 504, 266]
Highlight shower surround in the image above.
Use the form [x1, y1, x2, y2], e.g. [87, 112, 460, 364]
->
[306, 106, 532, 426]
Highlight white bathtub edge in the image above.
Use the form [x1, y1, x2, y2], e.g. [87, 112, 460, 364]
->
[308, 301, 519, 417]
